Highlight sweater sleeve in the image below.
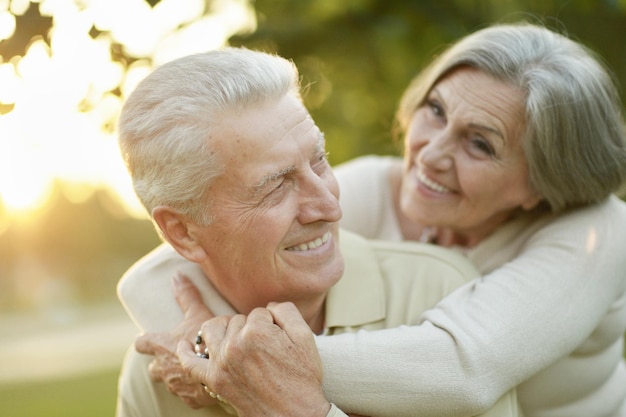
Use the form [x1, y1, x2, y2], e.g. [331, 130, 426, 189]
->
[326, 404, 348, 417]
[316, 197, 626, 417]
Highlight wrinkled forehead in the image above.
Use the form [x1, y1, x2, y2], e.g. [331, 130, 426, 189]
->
[209, 94, 323, 179]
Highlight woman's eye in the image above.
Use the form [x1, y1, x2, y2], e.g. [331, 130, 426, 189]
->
[427, 100, 444, 117]
[469, 136, 495, 157]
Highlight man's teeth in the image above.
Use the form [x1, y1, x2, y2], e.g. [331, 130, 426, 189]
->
[287, 232, 331, 251]
[417, 171, 452, 193]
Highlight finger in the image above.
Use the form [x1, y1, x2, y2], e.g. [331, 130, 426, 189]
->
[245, 307, 277, 326]
[199, 315, 231, 357]
[222, 313, 249, 341]
[172, 274, 215, 320]
[177, 340, 210, 384]
[147, 359, 164, 382]
[135, 332, 164, 355]
[266, 302, 312, 340]
[181, 396, 203, 410]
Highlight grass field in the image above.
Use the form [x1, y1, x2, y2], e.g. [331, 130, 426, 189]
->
[0, 368, 119, 417]
[1, 337, 623, 417]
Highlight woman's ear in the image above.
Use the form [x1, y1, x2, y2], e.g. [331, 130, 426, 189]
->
[152, 206, 208, 263]
[521, 192, 544, 211]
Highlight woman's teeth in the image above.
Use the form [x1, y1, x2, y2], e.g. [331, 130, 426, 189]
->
[287, 232, 331, 251]
[417, 171, 452, 193]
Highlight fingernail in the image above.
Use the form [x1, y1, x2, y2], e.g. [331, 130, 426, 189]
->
[173, 273, 183, 287]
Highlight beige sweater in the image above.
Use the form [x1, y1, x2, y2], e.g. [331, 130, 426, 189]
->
[116, 230, 521, 417]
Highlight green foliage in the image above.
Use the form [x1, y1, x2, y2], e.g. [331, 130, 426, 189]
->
[231, 0, 626, 166]
[2, 0, 624, 313]
[0, 369, 119, 417]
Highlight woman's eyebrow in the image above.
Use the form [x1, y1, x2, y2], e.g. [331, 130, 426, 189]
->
[469, 122, 505, 143]
[431, 87, 506, 144]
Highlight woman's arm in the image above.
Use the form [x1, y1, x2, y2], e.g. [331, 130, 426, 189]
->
[317, 197, 626, 416]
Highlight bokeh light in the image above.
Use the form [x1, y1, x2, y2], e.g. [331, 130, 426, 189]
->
[0, 0, 256, 220]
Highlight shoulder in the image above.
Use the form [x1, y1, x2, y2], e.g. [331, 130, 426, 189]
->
[338, 230, 480, 327]
[475, 196, 626, 271]
[531, 195, 626, 244]
[116, 243, 210, 332]
[117, 348, 218, 417]
[116, 348, 169, 417]
[340, 230, 479, 287]
[475, 196, 626, 293]
[119, 243, 193, 284]
[117, 242, 202, 307]
[370, 237, 480, 283]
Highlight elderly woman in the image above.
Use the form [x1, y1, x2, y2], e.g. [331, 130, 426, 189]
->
[167, 22, 626, 417]
[317, 22, 626, 417]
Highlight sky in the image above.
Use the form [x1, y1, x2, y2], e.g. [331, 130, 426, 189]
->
[0, 0, 256, 220]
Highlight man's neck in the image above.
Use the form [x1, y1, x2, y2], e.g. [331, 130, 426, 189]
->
[298, 297, 326, 335]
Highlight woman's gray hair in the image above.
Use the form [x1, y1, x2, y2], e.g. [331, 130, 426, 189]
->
[397, 22, 626, 212]
[118, 48, 301, 224]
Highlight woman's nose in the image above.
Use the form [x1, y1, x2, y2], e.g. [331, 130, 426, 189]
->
[418, 130, 454, 172]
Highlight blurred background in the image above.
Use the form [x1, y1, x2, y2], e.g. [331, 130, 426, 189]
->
[0, 0, 624, 415]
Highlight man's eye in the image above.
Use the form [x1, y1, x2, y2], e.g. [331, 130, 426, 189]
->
[274, 180, 285, 190]
[313, 153, 330, 175]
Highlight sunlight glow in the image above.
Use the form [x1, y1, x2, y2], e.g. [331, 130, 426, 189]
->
[0, 0, 257, 220]
[9, 0, 29, 16]
[0, 111, 54, 213]
[0, 62, 20, 103]
[0, 10, 16, 41]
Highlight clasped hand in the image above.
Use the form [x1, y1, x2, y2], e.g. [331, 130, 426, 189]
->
[134, 274, 332, 417]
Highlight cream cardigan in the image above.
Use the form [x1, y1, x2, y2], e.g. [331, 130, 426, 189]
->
[323, 155, 626, 417]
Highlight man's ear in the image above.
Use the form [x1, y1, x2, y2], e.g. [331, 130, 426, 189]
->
[152, 206, 208, 263]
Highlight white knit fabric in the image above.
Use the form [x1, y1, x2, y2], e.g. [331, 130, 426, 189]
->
[324, 155, 626, 417]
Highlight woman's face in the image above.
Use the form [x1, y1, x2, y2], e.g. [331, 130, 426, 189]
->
[401, 67, 541, 241]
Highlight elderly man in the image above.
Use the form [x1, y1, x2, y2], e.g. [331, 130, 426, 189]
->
[115, 48, 520, 417]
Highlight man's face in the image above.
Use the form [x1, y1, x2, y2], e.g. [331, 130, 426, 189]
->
[190, 94, 344, 316]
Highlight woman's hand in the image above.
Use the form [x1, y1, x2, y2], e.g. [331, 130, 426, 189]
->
[134, 274, 218, 409]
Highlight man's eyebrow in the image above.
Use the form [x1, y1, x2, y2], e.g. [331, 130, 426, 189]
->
[315, 131, 326, 154]
[252, 165, 296, 196]
[252, 130, 326, 196]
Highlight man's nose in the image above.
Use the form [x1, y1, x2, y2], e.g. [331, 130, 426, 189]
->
[297, 173, 342, 224]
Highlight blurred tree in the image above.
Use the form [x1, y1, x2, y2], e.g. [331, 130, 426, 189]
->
[1, 0, 625, 310]
[231, 0, 626, 165]
[0, 4, 51, 59]
[0, 183, 160, 310]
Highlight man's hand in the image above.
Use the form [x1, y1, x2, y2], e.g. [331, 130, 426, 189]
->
[178, 302, 332, 417]
[135, 274, 218, 408]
